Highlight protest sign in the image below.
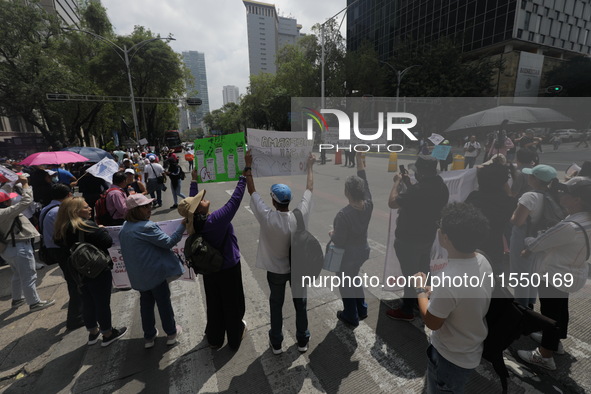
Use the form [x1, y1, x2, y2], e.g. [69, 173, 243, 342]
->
[428, 133, 445, 145]
[383, 168, 478, 290]
[194, 133, 246, 183]
[105, 219, 195, 289]
[85, 157, 119, 184]
[0, 165, 18, 183]
[247, 129, 313, 177]
[431, 145, 452, 161]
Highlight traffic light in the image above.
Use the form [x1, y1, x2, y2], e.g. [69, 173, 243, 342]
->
[186, 98, 202, 106]
[546, 85, 563, 94]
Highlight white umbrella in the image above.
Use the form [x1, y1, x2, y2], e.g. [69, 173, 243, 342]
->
[444, 105, 573, 133]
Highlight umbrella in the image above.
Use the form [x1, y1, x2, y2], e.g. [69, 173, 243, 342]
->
[20, 151, 89, 166]
[444, 106, 574, 133]
[62, 147, 114, 162]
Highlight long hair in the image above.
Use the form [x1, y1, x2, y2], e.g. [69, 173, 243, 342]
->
[53, 196, 93, 242]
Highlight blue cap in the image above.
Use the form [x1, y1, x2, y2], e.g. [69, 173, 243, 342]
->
[522, 164, 557, 183]
[270, 184, 292, 204]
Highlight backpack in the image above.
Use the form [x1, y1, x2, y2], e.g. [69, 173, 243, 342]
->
[482, 284, 558, 392]
[526, 191, 567, 237]
[69, 231, 111, 279]
[183, 213, 224, 275]
[290, 208, 324, 278]
[94, 187, 124, 226]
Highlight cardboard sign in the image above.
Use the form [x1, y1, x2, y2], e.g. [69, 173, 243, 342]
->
[194, 133, 246, 183]
[431, 145, 452, 161]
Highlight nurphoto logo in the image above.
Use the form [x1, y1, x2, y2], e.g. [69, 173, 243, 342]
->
[304, 107, 418, 153]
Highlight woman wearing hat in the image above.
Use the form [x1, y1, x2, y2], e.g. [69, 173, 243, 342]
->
[510, 164, 561, 308]
[177, 161, 249, 350]
[54, 197, 127, 346]
[0, 175, 55, 311]
[517, 177, 591, 370]
[118, 194, 185, 348]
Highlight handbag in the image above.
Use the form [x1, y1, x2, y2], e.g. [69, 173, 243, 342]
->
[69, 231, 111, 279]
[323, 241, 345, 273]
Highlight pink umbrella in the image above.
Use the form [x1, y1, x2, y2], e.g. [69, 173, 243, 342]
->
[20, 151, 89, 166]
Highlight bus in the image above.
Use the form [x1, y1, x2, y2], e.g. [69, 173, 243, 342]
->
[164, 130, 183, 152]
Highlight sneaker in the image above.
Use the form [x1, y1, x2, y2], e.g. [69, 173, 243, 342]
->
[145, 329, 159, 349]
[170, 204, 178, 209]
[269, 340, 282, 355]
[35, 262, 45, 270]
[101, 327, 128, 347]
[29, 299, 55, 312]
[11, 298, 25, 308]
[297, 337, 310, 353]
[517, 348, 556, 370]
[166, 325, 182, 346]
[530, 332, 565, 355]
[386, 308, 414, 322]
[88, 331, 101, 346]
[337, 311, 359, 328]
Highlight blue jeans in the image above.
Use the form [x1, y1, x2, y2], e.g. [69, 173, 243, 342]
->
[171, 178, 186, 205]
[2, 240, 41, 305]
[139, 280, 177, 338]
[427, 345, 473, 394]
[338, 245, 370, 325]
[81, 269, 113, 332]
[510, 225, 537, 307]
[147, 179, 162, 205]
[267, 272, 309, 346]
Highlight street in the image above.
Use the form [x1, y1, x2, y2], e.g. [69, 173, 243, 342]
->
[1, 145, 590, 394]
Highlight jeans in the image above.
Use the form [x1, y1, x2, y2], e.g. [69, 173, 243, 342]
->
[394, 238, 433, 314]
[139, 280, 177, 338]
[427, 345, 473, 394]
[80, 269, 113, 332]
[464, 156, 476, 169]
[147, 179, 162, 205]
[267, 272, 309, 346]
[338, 245, 370, 325]
[2, 240, 41, 305]
[171, 178, 186, 205]
[510, 225, 537, 307]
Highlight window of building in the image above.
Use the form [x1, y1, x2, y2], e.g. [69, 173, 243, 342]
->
[0, 119, 4, 132]
[518, 28, 524, 38]
[525, 12, 531, 30]
[521, 0, 527, 10]
[533, 4, 539, 13]
[584, 30, 589, 45]
[561, 39, 566, 47]
[540, 34, 546, 43]
[529, 32, 535, 40]
[544, 6, 550, 16]
[8, 117, 20, 132]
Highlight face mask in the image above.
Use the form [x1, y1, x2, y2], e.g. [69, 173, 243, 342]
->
[51, 176, 59, 183]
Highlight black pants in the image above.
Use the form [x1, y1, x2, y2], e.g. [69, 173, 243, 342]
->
[539, 285, 569, 352]
[202, 262, 246, 349]
[49, 248, 83, 327]
[394, 238, 433, 314]
[81, 269, 113, 332]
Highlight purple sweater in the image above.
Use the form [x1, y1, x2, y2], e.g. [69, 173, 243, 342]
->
[190, 177, 245, 270]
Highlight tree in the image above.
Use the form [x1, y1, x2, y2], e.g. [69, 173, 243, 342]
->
[203, 103, 242, 134]
[545, 56, 591, 97]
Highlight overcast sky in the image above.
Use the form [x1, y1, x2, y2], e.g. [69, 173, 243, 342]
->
[100, 0, 349, 111]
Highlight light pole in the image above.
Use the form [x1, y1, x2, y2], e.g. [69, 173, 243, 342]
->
[320, 0, 359, 109]
[64, 28, 175, 144]
[379, 61, 421, 111]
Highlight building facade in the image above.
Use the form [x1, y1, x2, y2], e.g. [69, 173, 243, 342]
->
[181, 51, 210, 131]
[39, 0, 82, 27]
[243, 0, 302, 75]
[347, 0, 591, 98]
[223, 85, 240, 105]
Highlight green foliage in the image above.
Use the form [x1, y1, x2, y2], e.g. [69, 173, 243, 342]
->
[203, 103, 242, 134]
[545, 56, 591, 97]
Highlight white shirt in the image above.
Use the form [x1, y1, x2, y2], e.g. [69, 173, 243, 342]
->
[526, 212, 591, 293]
[463, 141, 481, 157]
[144, 163, 164, 180]
[429, 253, 493, 369]
[251, 189, 312, 274]
[518, 191, 544, 224]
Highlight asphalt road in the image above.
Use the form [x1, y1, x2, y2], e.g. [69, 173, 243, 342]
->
[1, 145, 590, 393]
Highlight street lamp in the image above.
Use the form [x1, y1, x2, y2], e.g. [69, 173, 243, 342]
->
[63, 28, 175, 144]
[379, 61, 421, 111]
[320, 0, 359, 109]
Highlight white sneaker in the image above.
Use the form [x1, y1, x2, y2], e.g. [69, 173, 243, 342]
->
[269, 340, 282, 355]
[35, 262, 45, 270]
[517, 348, 556, 370]
[166, 325, 182, 346]
[530, 332, 565, 355]
[145, 329, 159, 349]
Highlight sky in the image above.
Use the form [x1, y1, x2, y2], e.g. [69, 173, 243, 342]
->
[100, 0, 349, 111]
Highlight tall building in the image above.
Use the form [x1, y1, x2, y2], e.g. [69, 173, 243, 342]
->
[243, 0, 302, 75]
[223, 85, 240, 105]
[347, 0, 591, 99]
[38, 0, 82, 27]
[181, 51, 210, 130]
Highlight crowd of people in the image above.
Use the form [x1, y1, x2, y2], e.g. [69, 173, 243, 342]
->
[1, 141, 590, 392]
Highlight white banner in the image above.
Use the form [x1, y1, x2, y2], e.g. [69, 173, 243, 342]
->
[247, 129, 313, 177]
[383, 168, 478, 290]
[105, 218, 195, 289]
[85, 157, 120, 184]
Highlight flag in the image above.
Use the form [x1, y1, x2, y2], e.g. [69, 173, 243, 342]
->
[85, 157, 119, 183]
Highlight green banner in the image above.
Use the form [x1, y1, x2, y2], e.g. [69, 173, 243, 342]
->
[193, 133, 246, 183]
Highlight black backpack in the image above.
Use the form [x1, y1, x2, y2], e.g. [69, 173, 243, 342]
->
[184, 213, 224, 275]
[482, 285, 558, 392]
[526, 191, 566, 237]
[290, 208, 324, 279]
[69, 231, 111, 278]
